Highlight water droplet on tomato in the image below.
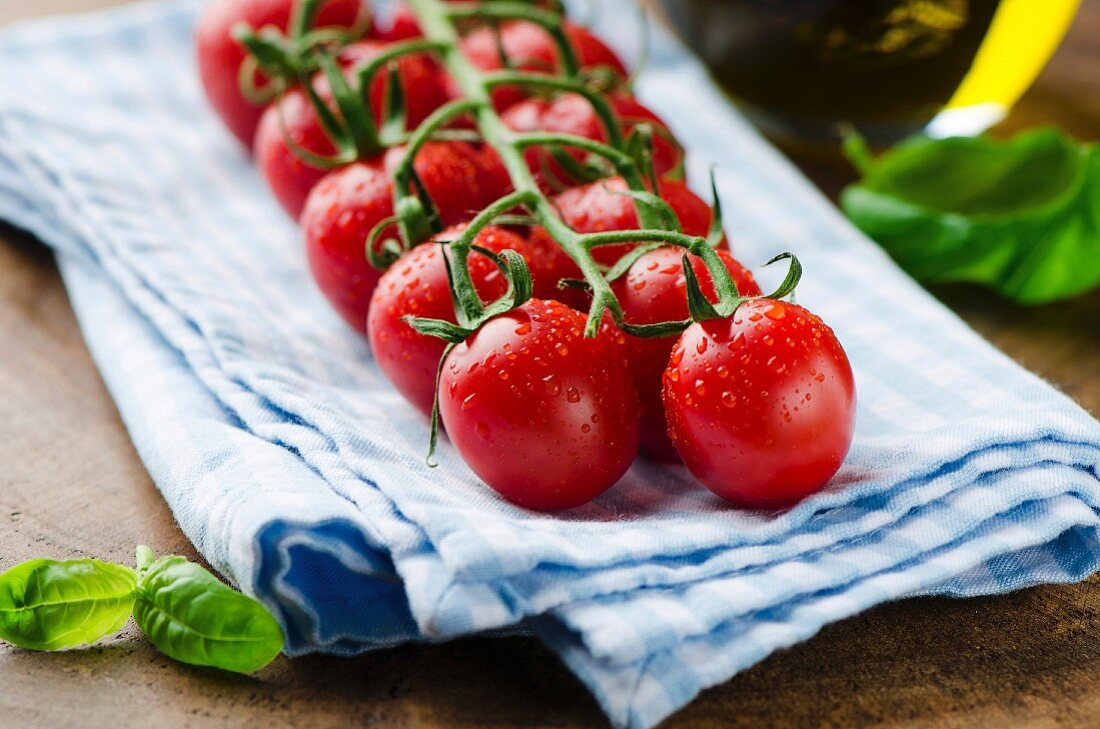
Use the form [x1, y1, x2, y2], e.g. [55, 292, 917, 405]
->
[720, 391, 737, 408]
[475, 421, 490, 439]
[667, 369, 680, 382]
[764, 305, 786, 320]
[581, 424, 591, 433]
[462, 393, 476, 410]
[543, 374, 560, 395]
[514, 322, 532, 335]
[566, 387, 581, 403]
[717, 365, 729, 379]
[694, 379, 706, 395]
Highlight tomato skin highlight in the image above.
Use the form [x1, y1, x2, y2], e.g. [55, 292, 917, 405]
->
[195, 0, 362, 147]
[663, 299, 856, 507]
[253, 40, 452, 218]
[366, 2, 422, 41]
[439, 299, 640, 511]
[607, 247, 762, 461]
[368, 225, 541, 416]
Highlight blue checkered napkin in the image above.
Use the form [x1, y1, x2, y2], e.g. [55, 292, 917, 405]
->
[0, 1, 1098, 727]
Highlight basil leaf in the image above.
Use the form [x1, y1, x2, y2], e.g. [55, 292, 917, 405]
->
[133, 555, 283, 674]
[841, 128, 1100, 304]
[0, 559, 136, 650]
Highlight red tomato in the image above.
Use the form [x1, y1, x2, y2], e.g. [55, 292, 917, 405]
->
[254, 40, 451, 218]
[439, 299, 640, 510]
[366, 2, 422, 41]
[532, 177, 722, 272]
[381, 143, 512, 229]
[195, 0, 362, 147]
[301, 142, 513, 332]
[606, 247, 762, 461]
[663, 299, 856, 507]
[301, 160, 390, 333]
[368, 225, 544, 416]
[458, 20, 627, 110]
[501, 93, 681, 189]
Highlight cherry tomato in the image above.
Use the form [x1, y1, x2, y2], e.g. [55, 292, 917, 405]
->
[457, 20, 627, 110]
[368, 225, 548, 415]
[663, 299, 856, 507]
[439, 299, 640, 510]
[301, 142, 513, 332]
[301, 160, 390, 333]
[195, 0, 362, 147]
[502, 93, 681, 189]
[531, 177, 722, 275]
[254, 39, 451, 218]
[606, 247, 761, 461]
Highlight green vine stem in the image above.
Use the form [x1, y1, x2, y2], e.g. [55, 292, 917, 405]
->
[403, 0, 755, 339]
[233, 0, 370, 105]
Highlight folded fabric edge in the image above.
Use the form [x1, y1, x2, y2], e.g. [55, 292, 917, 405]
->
[549, 463, 1100, 667]
[537, 498, 1100, 729]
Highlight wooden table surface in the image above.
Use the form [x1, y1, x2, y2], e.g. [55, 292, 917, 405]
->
[2, 1, 1098, 727]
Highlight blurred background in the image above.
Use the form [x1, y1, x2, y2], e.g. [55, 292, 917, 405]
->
[656, 0, 1083, 147]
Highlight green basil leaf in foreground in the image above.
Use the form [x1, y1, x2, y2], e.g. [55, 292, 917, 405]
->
[841, 128, 1100, 304]
[0, 558, 137, 650]
[133, 553, 284, 674]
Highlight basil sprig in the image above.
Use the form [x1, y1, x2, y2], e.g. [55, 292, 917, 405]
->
[841, 128, 1100, 305]
[0, 547, 283, 674]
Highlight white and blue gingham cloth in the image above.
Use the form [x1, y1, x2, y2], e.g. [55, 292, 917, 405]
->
[2, 1, 1099, 726]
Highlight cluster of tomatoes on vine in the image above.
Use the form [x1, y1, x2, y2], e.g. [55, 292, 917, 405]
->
[195, 0, 856, 512]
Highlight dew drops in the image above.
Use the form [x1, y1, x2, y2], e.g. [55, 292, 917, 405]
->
[514, 322, 532, 335]
[543, 374, 560, 395]
[497, 369, 509, 380]
[696, 337, 709, 354]
[721, 391, 737, 408]
[748, 312, 763, 322]
[667, 369, 680, 382]
[669, 346, 685, 367]
[566, 387, 581, 403]
[694, 379, 707, 396]
[581, 424, 591, 433]
[555, 342, 569, 356]
[462, 393, 476, 411]
[816, 373, 826, 383]
[764, 305, 786, 320]
[763, 335, 775, 346]
[717, 365, 729, 379]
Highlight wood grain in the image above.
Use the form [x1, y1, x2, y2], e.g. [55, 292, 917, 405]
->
[1, 1, 1098, 727]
